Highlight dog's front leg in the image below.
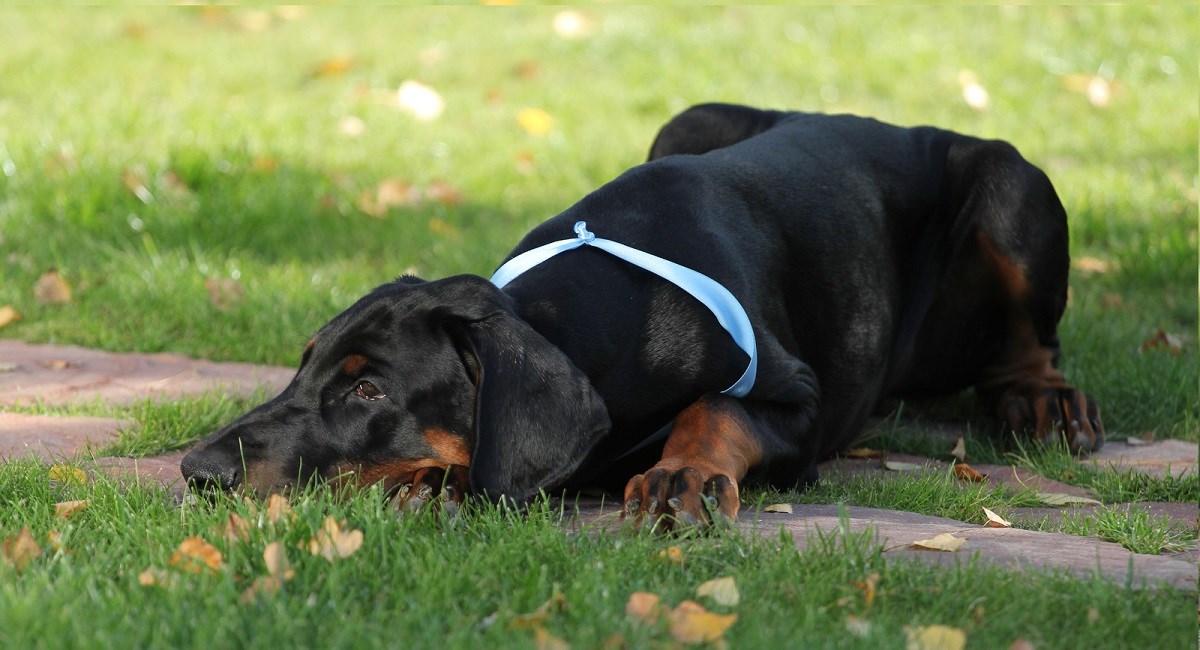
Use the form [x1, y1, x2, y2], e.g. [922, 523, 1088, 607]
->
[622, 394, 763, 530]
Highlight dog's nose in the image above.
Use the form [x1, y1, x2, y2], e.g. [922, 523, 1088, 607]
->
[180, 450, 242, 492]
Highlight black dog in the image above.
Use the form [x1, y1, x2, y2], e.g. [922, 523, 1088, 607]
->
[181, 103, 1103, 525]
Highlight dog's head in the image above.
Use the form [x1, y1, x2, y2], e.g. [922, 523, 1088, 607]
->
[180, 274, 610, 503]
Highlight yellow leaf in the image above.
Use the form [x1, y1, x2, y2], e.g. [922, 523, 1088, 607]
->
[1140, 329, 1183, 356]
[658, 545, 684, 564]
[263, 541, 295, 580]
[906, 624, 967, 650]
[2, 526, 43, 570]
[533, 626, 570, 650]
[884, 460, 924, 472]
[517, 108, 555, 137]
[1036, 492, 1101, 507]
[949, 437, 966, 462]
[910, 533, 966, 553]
[668, 600, 737, 644]
[695, 576, 739, 607]
[49, 465, 88, 485]
[845, 447, 885, 459]
[982, 507, 1011, 528]
[762, 503, 793, 514]
[138, 567, 176, 588]
[46, 530, 64, 552]
[169, 536, 224, 573]
[952, 463, 987, 483]
[308, 517, 363, 562]
[0, 305, 21, 329]
[54, 500, 90, 519]
[625, 592, 663, 623]
[851, 572, 880, 607]
[308, 56, 355, 79]
[219, 513, 251, 544]
[34, 270, 72, 305]
[1072, 256, 1111, 275]
[1126, 432, 1155, 446]
[265, 494, 294, 525]
[511, 592, 567, 630]
[425, 180, 463, 206]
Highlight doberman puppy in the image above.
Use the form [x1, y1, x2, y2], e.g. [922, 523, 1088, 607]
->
[181, 103, 1103, 526]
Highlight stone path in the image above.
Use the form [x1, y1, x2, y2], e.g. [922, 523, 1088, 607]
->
[1, 340, 1196, 590]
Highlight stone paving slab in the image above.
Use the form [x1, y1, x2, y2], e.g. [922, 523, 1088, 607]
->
[0, 412, 135, 461]
[0, 340, 292, 406]
[567, 500, 1197, 590]
[1088, 439, 1197, 478]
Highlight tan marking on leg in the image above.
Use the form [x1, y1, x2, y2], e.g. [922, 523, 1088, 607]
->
[653, 395, 762, 480]
[423, 428, 470, 466]
[342, 354, 368, 375]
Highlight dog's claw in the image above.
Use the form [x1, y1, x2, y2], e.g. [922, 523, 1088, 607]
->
[622, 467, 739, 533]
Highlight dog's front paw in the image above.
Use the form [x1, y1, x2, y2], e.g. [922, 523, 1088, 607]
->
[392, 464, 470, 516]
[1000, 385, 1104, 453]
[622, 466, 738, 531]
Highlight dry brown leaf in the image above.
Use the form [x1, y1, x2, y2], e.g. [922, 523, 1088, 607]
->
[533, 627, 571, 650]
[122, 167, 153, 203]
[1140, 329, 1183, 356]
[218, 513, 251, 544]
[0, 305, 21, 330]
[425, 180, 463, 206]
[35, 270, 72, 305]
[695, 576, 739, 607]
[668, 600, 737, 644]
[1072, 256, 1111, 275]
[910, 533, 966, 553]
[265, 494, 294, 525]
[1036, 492, 1101, 507]
[658, 545, 684, 565]
[845, 447, 885, 459]
[625, 592, 663, 623]
[517, 108, 555, 137]
[515, 151, 537, 175]
[762, 503, 793, 514]
[428, 218, 460, 239]
[1126, 432, 1156, 446]
[138, 567, 176, 588]
[1100, 293, 1124, 309]
[1009, 639, 1035, 650]
[238, 575, 284, 604]
[511, 593, 567, 630]
[308, 517, 363, 562]
[309, 56, 355, 79]
[48, 464, 88, 485]
[169, 536, 224, 573]
[55, 500, 90, 519]
[952, 463, 987, 483]
[205, 278, 245, 311]
[982, 507, 1011, 528]
[851, 572, 879, 607]
[949, 437, 966, 462]
[884, 460, 924, 472]
[359, 179, 422, 217]
[161, 171, 193, 197]
[263, 541, 296, 580]
[905, 624, 967, 650]
[2, 527, 43, 570]
[252, 156, 279, 173]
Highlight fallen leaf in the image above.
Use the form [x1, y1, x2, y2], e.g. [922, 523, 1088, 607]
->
[395, 80, 444, 121]
[1072, 256, 1112, 274]
[658, 545, 684, 564]
[762, 503, 793, 514]
[1140, 329, 1183, 356]
[205, 278, 245, 311]
[1126, 432, 1155, 446]
[625, 592, 663, 623]
[695, 576, 739, 607]
[34, 270, 72, 305]
[238, 575, 284, 604]
[338, 115, 366, 137]
[533, 627, 570, 650]
[44, 359, 72, 370]
[219, 513, 251, 543]
[275, 5, 307, 21]
[122, 167, 153, 203]
[910, 533, 966, 552]
[952, 463, 987, 483]
[308, 517, 363, 562]
[982, 507, 1011, 528]
[263, 541, 295, 580]
[851, 572, 879, 607]
[359, 179, 422, 218]
[511, 592, 567, 630]
[161, 170, 193, 198]
[517, 107, 555, 137]
[0, 305, 21, 329]
[1009, 639, 1035, 650]
[429, 218, 460, 239]
[906, 625, 966, 650]
[515, 151, 537, 175]
[138, 567, 176, 588]
[308, 56, 355, 80]
[169, 536, 224, 573]
[425, 180, 463, 206]
[45, 530, 64, 552]
[2, 527, 42, 570]
[845, 447, 885, 459]
[845, 615, 872, 638]
[0, 362, 18, 373]
[1035, 492, 1101, 507]
[1100, 293, 1124, 309]
[48, 464, 88, 485]
[235, 9, 272, 32]
[265, 493, 294, 525]
[54, 500, 90, 519]
[949, 437, 966, 462]
[668, 600, 737, 644]
[884, 460, 924, 472]
[252, 156, 279, 173]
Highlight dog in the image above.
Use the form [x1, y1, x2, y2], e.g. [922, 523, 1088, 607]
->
[181, 103, 1104, 526]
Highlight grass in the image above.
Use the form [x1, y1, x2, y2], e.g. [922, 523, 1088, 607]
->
[1051, 506, 1195, 556]
[0, 462, 1195, 649]
[0, 6, 1196, 647]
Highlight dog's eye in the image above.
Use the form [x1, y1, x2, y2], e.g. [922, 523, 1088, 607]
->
[354, 381, 385, 401]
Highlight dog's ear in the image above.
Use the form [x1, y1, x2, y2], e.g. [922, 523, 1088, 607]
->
[431, 276, 611, 504]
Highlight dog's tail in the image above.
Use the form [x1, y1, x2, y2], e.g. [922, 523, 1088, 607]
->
[648, 103, 787, 161]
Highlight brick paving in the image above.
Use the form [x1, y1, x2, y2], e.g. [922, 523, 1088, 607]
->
[1, 340, 1196, 589]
